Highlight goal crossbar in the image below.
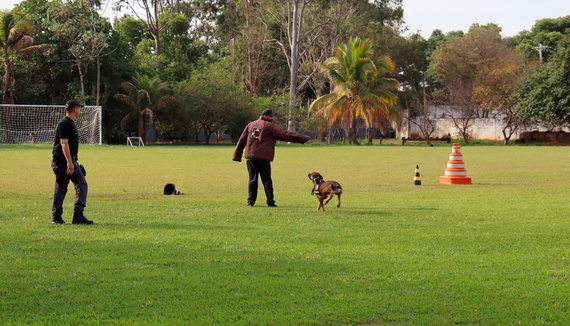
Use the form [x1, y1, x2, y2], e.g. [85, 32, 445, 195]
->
[127, 137, 144, 146]
[0, 105, 102, 145]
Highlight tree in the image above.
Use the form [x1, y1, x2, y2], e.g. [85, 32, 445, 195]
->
[514, 35, 570, 128]
[402, 79, 440, 145]
[6, 0, 134, 111]
[309, 37, 399, 145]
[158, 11, 209, 82]
[114, 15, 148, 52]
[263, 0, 404, 132]
[371, 29, 433, 143]
[45, 1, 111, 103]
[511, 16, 570, 63]
[113, 72, 176, 143]
[174, 0, 223, 44]
[217, 0, 276, 96]
[173, 61, 255, 144]
[114, 0, 165, 57]
[264, 0, 323, 132]
[237, 0, 269, 95]
[216, 0, 404, 106]
[472, 42, 530, 144]
[430, 24, 520, 142]
[0, 10, 51, 104]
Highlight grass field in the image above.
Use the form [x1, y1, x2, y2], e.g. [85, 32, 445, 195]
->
[1, 143, 569, 325]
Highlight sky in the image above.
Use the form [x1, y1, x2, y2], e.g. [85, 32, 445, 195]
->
[402, 0, 570, 38]
[2, 0, 570, 39]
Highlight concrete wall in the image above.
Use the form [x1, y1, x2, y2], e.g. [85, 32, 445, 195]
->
[407, 118, 570, 141]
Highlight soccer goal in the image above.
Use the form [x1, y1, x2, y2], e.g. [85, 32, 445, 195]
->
[0, 104, 102, 145]
[127, 137, 144, 146]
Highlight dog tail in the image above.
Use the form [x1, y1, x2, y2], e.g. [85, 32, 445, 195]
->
[331, 183, 343, 194]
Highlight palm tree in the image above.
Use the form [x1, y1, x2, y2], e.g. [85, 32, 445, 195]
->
[113, 72, 176, 143]
[309, 37, 399, 145]
[0, 10, 52, 104]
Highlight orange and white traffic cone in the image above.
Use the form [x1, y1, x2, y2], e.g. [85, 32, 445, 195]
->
[439, 143, 472, 185]
[413, 165, 421, 186]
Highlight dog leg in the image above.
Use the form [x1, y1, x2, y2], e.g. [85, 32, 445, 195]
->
[336, 194, 341, 208]
[324, 194, 334, 206]
[318, 199, 324, 211]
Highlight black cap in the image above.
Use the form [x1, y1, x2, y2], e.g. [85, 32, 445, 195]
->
[65, 99, 85, 110]
[261, 109, 275, 116]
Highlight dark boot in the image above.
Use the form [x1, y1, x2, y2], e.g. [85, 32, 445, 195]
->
[72, 212, 93, 225]
[52, 216, 66, 224]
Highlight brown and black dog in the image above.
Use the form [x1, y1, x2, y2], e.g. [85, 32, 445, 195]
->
[308, 172, 343, 212]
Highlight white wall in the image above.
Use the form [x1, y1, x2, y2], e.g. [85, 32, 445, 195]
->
[403, 106, 569, 141]
[406, 118, 569, 141]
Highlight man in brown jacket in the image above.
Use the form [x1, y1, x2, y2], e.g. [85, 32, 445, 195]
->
[233, 109, 310, 207]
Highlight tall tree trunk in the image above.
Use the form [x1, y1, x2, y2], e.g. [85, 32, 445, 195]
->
[287, 0, 304, 132]
[501, 114, 519, 145]
[139, 108, 154, 143]
[243, 0, 261, 94]
[96, 56, 101, 106]
[76, 59, 85, 98]
[0, 53, 15, 141]
[350, 114, 360, 145]
[2, 53, 14, 104]
[149, 0, 161, 56]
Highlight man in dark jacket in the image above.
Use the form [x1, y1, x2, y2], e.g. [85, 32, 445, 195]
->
[233, 109, 310, 207]
[50, 99, 93, 225]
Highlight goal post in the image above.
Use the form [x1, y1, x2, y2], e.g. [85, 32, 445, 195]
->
[127, 137, 144, 146]
[0, 104, 102, 145]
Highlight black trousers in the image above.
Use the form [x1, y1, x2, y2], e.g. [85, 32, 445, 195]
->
[51, 159, 88, 218]
[246, 159, 274, 206]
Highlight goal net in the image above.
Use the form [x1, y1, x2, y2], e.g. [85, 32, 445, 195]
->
[0, 105, 102, 145]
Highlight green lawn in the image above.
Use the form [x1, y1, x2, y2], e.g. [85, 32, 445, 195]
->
[1, 143, 569, 325]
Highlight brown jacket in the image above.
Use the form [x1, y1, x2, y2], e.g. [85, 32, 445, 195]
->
[233, 117, 310, 162]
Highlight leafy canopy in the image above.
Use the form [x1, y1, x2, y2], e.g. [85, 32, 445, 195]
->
[309, 37, 399, 133]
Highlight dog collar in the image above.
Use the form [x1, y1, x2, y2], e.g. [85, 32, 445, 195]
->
[313, 184, 321, 195]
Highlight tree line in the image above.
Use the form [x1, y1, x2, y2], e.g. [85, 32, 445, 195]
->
[1, 0, 569, 145]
